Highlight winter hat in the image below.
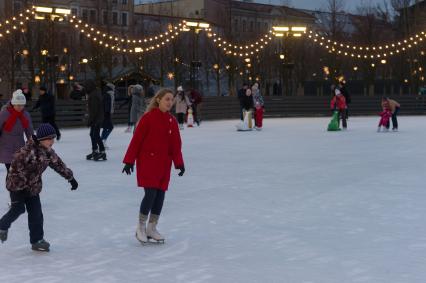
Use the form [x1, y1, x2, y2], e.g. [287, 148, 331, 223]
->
[106, 83, 115, 91]
[132, 84, 144, 95]
[11, 89, 26, 106]
[36, 123, 57, 141]
[177, 86, 184, 92]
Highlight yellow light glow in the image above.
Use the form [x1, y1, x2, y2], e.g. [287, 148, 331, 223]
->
[35, 6, 53, 13]
[199, 23, 210, 28]
[291, 27, 306, 32]
[273, 26, 289, 32]
[185, 21, 198, 27]
[55, 8, 71, 15]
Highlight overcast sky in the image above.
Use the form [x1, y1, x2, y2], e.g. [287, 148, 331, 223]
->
[256, 0, 387, 12]
[135, 0, 391, 13]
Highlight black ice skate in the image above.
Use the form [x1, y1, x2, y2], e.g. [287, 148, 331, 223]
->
[31, 239, 50, 252]
[86, 151, 97, 160]
[93, 151, 107, 161]
[0, 229, 7, 243]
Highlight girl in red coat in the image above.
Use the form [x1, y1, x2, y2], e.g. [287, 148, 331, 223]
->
[122, 88, 185, 244]
[330, 88, 347, 130]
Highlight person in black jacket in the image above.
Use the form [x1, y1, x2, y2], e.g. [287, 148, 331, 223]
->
[339, 82, 351, 119]
[101, 83, 115, 147]
[237, 83, 249, 120]
[32, 86, 61, 141]
[83, 80, 106, 161]
[241, 88, 254, 111]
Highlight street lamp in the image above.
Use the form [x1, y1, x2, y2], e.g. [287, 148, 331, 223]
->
[213, 64, 220, 96]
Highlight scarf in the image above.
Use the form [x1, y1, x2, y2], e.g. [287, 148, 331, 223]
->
[3, 106, 29, 133]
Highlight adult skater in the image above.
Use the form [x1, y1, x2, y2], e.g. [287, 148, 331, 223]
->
[0, 124, 78, 252]
[339, 82, 351, 120]
[101, 83, 115, 147]
[174, 86, 191, 130]
[0, 89, 33, 172]
[330, 88, 347, 130]
[238, 83, 249, 120]
[32, 86, 61, 140]
[381, 97, 400, 131]
[122, 88, 185, 244]
[84, 80, 106, 161]
[130, 84, 145, 130]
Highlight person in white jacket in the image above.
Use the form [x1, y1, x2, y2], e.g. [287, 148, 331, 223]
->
[174, 86, 191, 130]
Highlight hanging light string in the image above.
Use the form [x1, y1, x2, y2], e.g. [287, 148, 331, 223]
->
[69, 18, 185, 54]
[68, 15, 185, 48]
[306, 30, 426, 59]
[0, 9, 33, 38]
[207, 31, 274, 57]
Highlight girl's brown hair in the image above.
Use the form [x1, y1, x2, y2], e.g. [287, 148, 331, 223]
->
[146, 88, 174, 113]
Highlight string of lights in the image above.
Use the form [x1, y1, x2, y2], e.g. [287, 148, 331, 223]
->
[0, 9, 33, 38]
[306, 30, 426, 59]
[68, 15, 185, 48]
[207, 31, 274, 57]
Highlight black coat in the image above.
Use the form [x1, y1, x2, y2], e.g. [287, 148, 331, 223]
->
[240, 94, 254, 111]
[340, 86, 351, 104]
[83, 80, 104, 127]
[33, 93, 56, 118]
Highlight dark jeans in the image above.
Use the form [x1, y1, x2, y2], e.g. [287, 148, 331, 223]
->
[392, 107, 400, 129]
[339, 109, 347, 129]
[177, 113, 185, 124]
[42, 116, 61, 138]
[140, 188, 165, 216]
[90, 125, 105, 152]
[0, 191, 44, 244]
[101, 113, 114, 141]
[240, 106, 244, 121]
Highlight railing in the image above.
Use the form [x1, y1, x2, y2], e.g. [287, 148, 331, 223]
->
[2, 95, 424, 128]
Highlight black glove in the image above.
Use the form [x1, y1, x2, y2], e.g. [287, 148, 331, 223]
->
[178, 166, 185, 177]
[69, 178, 78, 191]
[122, 163, 134, 175]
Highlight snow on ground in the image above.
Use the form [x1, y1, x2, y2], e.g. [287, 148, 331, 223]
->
[1, 116, 426, 283]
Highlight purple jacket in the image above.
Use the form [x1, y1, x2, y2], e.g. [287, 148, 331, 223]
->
[0, 108, 33, 164]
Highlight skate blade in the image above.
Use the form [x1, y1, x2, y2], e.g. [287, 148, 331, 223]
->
[147, 237, 165, 244]
[32, 247, 50, 252]
[135, 233, 148, 245]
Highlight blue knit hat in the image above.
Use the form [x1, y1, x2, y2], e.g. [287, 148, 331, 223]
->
[36, 124, 57, 141]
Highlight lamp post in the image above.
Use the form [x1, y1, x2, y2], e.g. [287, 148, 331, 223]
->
[273, 26, 306, 96]
[183, 21, 210, 89]
[213, 64, 220, 96]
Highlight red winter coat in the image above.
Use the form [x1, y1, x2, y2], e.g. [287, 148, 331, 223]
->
[330, 95, 347, 110]
[123, 108, 184, 191]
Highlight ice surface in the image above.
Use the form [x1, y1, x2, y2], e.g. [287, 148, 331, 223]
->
[1, 117, 426, 283]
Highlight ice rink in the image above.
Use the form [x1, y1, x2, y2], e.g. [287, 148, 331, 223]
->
[0, 116, 426, 283]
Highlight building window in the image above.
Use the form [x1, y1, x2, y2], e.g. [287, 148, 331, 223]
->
[103, 11, 108, 25]
[122, 0, 128, 4]
[82, 9, 88, 22]
[71, 8, 78, 16]
[121, 12, 128, 26]
[233, 19, 238, 32]
[89, 10, 97, 24]
[249, 21, 253, 32]
[112, 12, 118, 25]
[242, 20, 246, 32]
[13, 1, 22, 13]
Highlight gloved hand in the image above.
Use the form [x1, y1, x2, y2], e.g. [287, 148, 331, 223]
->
[122, 163, 134, 175]
[69, 178, 78, 191]
[177, 166, 185, 177]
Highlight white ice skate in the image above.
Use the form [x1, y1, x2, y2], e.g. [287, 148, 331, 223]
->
[377, 126, 381, 132]
[135, 214, 148, 244]
[146, 215, 165, 244]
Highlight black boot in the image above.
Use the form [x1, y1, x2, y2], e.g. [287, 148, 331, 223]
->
[86, 151, 98, 160]
[94, 151, 107, 161]
[31, 239, 50, 252]
[0, 229, 7, 243]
